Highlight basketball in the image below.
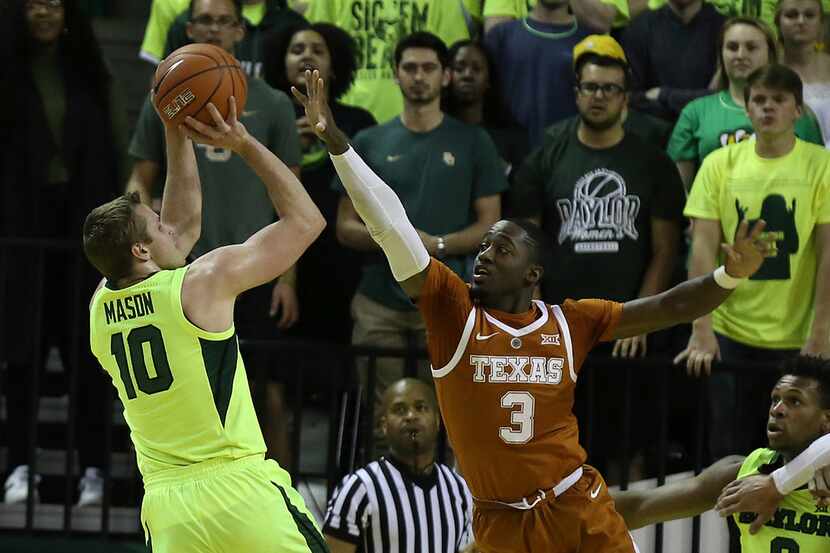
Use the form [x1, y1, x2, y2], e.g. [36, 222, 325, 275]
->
[151, 43, 247, 126]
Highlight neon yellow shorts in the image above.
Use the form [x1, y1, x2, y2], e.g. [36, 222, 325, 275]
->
[140, 455, 329, 553]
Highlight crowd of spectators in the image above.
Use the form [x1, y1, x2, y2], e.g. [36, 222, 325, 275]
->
[3, 3, 830, 551]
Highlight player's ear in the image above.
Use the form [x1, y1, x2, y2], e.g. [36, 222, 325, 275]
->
[525, 263, 543, 287]
[379, 414, 389, 439]
[821, 408, 830, 434]
[131, 242, 151, 262]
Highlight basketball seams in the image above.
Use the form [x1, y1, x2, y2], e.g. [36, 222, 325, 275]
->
[153, 52, 220, 95]
[155, 65, 240, 103]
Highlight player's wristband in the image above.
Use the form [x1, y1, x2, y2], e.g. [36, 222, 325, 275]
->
[713, 266, 744, 290]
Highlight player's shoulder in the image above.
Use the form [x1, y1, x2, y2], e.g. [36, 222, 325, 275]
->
[737, 448, 777, 478]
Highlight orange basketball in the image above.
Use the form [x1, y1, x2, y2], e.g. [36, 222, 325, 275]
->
[151, 43, 247, 127]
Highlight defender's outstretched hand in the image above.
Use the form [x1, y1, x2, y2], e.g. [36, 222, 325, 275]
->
[291, 70, 348, 153]
[180, 97, 250, 153]
[722, 220, 773, 279]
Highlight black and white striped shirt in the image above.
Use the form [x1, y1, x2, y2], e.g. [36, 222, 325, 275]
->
[324, 457, 474, 553]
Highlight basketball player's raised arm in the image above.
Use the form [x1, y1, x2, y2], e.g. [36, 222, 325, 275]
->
[612, 219, 773, 339]
[159, 123, 202, 257]
[179, 99, 325, 299]
[293, 71, 431, 299]
[612, 456, 743, 530]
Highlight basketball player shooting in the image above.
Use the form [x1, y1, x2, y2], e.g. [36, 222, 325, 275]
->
[294, 69, 775, 553]
[83, 99, 329, 552]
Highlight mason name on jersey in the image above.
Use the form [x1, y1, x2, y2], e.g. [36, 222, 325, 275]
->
[103, 292, 155, 325]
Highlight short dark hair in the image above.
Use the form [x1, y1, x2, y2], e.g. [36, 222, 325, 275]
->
[189, 0, 243, 21]
[574, 53, 631, 90]
[83, 192, 150, 281]
[744, 63, 804, 107]
[394, 31, 449, 69]
[262, 22, 358, 101]
[505, 218, 549, 266]
[780, 355, 830, 409]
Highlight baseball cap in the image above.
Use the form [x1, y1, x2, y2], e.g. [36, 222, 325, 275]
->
[572, 35, 627, 68]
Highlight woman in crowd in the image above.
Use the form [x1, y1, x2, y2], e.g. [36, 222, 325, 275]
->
[776, 0, 830, 146]
[442, 39, 528, 186]
[0, 0, 127, 506]
[263, 22, 375, 344]
[667, 16, 823, 190]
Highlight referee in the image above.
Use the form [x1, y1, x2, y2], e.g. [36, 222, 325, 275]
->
[324, 379, 476, 553]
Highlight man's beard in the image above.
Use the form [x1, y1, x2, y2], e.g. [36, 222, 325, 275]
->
[403, 87, 439, 105]
[579, 109, 623, 131]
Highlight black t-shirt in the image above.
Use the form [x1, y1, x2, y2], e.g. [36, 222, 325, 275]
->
[511, 118, 685, 304]
[287, 101, 376, 343]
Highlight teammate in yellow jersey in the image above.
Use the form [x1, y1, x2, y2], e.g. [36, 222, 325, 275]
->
[613, 355, 830, 552]
[82, 98, 328, 552]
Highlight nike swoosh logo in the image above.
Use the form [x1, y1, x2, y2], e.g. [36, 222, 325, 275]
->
[591, 484, 602, 499]
[386, 154, 402, 162]
[475, 332, 499, 341]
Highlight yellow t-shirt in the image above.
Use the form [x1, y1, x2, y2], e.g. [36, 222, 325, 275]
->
[647, 0, 830, 28]
[306, 0, 472, 122]
[481, 0, 630, 27]
[89, 267, 266, 480]
[684, 139, 830, 349]
[139, 0, 191, 64]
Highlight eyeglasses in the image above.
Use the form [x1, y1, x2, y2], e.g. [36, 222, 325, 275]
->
[26, 0, 63, 10]
[576, 82, 626, 97]
[191, 15, 239, 28]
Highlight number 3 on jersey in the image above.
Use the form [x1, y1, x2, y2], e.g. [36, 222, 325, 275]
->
[111, 325, 173, 399]
[500, 391, 535, 444]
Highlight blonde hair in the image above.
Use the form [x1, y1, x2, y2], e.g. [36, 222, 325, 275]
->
[82, 192, 150, 280]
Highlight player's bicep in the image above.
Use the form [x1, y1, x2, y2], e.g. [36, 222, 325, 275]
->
[192, 219, 317, 299]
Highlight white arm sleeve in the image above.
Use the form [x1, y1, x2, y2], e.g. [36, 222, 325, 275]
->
[772, 433, 830, 495]
[330, 147, 430, 282]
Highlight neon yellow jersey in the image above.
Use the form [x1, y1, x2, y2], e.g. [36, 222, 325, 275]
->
[684, 139, 830, 349]
[139, 0, 191, 64]
[734, 448, 830, 551]
[89, 267, 266, 481]
[481, 0, 629, 27]
[306, 0, 472, 122]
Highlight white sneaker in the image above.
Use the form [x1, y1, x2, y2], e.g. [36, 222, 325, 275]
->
[77, 467, 104, 507]
[3, 465, 40, 504]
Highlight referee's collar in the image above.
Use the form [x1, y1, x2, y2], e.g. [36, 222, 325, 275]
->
[383, 456, 439, 490]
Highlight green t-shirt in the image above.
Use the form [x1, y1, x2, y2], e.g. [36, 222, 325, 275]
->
[333, 115, 508, 310]
[482, 0, 630, 27]
[306, 0, 472, 123]
[684, 138, 830, 349]
[89, 268, 266, 479]
[668, 91, 824, 164]
[734, 448, 830, 552]
[129, 78, 301, 258]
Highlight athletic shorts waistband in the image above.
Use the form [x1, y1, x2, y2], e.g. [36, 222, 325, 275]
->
[473, 466, 584, 511]
[143, 454, 265, 491]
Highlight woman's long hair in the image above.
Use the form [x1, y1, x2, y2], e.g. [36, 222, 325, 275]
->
[716, 17, 779, 89]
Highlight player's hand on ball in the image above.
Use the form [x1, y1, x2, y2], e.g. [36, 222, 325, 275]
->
[180, 97, 249, 153]
[722, 219, 773, 279]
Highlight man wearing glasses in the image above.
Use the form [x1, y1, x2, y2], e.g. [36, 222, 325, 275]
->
[509, 35, 686, 480]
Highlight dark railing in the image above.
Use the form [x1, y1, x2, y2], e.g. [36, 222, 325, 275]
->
[0, 240, 784, 553]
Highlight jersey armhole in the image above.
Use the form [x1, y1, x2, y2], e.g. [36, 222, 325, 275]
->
[174, 265, 235, 341]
